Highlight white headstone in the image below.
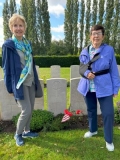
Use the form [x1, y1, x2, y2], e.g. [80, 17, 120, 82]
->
[70, 78, 101, 115]
[70, 78, 87, 114]
[0, 80, 20, 120]
[51, 65, 60, 78]
[70, 65, 80, 79]
[34, 79, 44, 110]
[47, 78, 67, 115]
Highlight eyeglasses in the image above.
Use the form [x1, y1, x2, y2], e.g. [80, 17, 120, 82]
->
[91, 32, 103, 36]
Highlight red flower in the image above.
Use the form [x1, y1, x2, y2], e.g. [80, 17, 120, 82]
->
[76, 110, 83, 114]
[64, 109, 73, 116]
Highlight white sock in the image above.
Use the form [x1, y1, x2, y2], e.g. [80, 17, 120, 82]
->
[24, 131, 30, 134]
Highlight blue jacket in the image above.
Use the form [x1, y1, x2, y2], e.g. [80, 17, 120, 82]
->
[2, 39, 39, 100]
[77, 43, 120, 97]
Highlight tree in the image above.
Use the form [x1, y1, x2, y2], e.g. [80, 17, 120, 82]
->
[73, 0, 79, 55]
[64, 0, 73, 54]
[110, 0, 120, 53]
[84, 1, 91, 46]
[3, 0, 120, 54]
[36, 0, 44, 54]
[9, 0, 17, 17]
[2, 0, 17, 40]
[41, 0, 51, 54]
[20, 0, 37, 52]
[98, 0, 105, 25]
[20, 0, 51, 55]
[79, 0, 85, 52]
[90, 0, 98, 26]
[64, 0, 79, 55]
[47, 40, 67, 55]
[104, 0, 114, 44]
[19, 0, 29, 38]
[26, 0, 37, 53]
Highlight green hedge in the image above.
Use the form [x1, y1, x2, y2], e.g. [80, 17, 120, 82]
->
[33, 55, 80, 67]
[0, 54, 120, 67]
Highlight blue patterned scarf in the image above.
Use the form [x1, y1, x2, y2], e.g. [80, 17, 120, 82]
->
[12, 35, 32, 89]
[89, 45, 97, 92]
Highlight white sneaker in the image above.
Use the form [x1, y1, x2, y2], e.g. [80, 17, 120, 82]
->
[106, 142, 114, 151]
[84, 131, 97, 138]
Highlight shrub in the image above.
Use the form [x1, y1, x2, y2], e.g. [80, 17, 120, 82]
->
[32, 55, 80, 67]
[12, 109, 85, 132]
[44, 114, 70, 131]
[114, 108, 120, 124]
[44, 113, 85, 132]
[114, 101, 120, 124]
[12, 109, 54, 131]
[114, 109, 120, 124]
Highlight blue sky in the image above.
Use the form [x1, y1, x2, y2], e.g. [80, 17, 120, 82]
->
[0, 0, 68, 47]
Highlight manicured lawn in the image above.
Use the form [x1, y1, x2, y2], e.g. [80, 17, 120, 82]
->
[39, 67, 70, 84]
[0, 127, 120, 160]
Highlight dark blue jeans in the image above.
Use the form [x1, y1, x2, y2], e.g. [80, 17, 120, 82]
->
[84, 92, 114, 143]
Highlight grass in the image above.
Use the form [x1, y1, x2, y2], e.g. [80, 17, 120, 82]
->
[39, 67, 70, 84]
[0, 127, 120, 160]
[0, 67, 120, 159]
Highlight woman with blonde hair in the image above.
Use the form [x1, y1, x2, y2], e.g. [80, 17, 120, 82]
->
[2, 13, 42, 146]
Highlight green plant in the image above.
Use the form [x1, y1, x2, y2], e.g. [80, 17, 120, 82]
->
[0, 127, 2, 132]
[12, 109, 54, 131]
[114, 101, 120, 124]
[44, 111, 85, 132]
[44, 114, 70, 131]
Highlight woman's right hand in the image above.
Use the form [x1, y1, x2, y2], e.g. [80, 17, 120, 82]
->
[87, 72, 95, 80]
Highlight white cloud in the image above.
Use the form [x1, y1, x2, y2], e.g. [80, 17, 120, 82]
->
[0, 2, 3, 6]
[48, 0, 67, 17]
[15, 0, 20, 5]
[51, 25, 64, 33]
[52, 35, 64, 41]
[47, 1, 66, 40]
[49, 4, 64, 17]
[51, 25, 64, 42]
[48, 0, 67, 6]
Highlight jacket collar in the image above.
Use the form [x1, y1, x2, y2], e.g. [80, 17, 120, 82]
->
[2, 38, 16, 50]
[81, 43, 106, 56]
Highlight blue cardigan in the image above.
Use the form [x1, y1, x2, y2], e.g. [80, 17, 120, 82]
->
[2, 39, 39, 100]
[77, 43, 120, 97]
